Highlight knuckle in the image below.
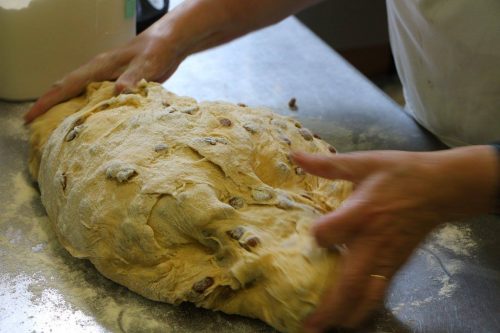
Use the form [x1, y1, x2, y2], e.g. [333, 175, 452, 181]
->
[63, 72, 80, 84]
[51, 79, 65, 89]
[93, 52, 109, 63]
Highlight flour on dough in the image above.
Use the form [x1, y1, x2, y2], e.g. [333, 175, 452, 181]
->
[29, 81, 353, 332]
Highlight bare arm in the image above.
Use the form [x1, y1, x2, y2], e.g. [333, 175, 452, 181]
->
[24, 0, 321, 123]
[162, 0, 323, 53]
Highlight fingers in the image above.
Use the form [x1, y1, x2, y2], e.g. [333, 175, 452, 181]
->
[115, 49, 183, 94]
[304, 221, 424, 332]
[343, 271, 388, 328]
[24, 34, 184, 123]
[25, 51, 131, 123]
[291, 151, 379, 183]
[115, 60, 146, 94]
[304, 239, 384, 332]
[311, 196, 369, 248]
[342, 233, 419, 328]
[304, 238, 394, 332]
[24, 80, 82, 124]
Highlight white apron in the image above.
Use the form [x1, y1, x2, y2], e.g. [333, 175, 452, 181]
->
[386, 0, 500, 147]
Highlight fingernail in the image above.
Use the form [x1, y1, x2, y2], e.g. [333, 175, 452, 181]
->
[24, 115, 32, 125]
[121, 87, 134, 94]
[290, 151, 305, 162]
[113, 82, 128, 95]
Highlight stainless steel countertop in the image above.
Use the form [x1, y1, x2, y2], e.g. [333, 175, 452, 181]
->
[1, 14, 499, 333]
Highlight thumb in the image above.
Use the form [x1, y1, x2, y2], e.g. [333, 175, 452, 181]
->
[115, 61, 145, 94]
[291, 151, 376, 183]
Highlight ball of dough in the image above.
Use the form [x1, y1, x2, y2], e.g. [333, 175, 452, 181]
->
[29, 81, 353, 332]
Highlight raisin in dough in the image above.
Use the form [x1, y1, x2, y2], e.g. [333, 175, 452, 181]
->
[29, 81, 353, 332]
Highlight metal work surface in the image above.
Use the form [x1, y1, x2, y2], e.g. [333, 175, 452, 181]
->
[1, 15, 499, 333]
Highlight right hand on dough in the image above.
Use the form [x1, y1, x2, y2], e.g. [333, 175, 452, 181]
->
[292, 146, 498, 331]
[24, 0, 322, 123]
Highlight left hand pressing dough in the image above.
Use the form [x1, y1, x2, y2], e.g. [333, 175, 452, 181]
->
[29, 81, 352, 332]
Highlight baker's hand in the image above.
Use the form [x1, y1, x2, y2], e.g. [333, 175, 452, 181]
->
[23, 18, 186, 124]
[24, 0, 322, 124]
[292, 145, 498, 332]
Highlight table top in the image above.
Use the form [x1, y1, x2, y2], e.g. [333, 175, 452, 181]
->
[1, 13, 499, 333]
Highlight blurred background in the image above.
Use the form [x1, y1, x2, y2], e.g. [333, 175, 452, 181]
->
[297, 0, 405, 105]
[137, 0, 405, 106]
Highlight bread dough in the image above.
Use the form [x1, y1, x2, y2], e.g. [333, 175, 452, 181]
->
[29, 81, 353, 332]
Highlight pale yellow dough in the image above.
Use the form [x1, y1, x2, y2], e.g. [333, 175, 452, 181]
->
[29, 81, 353, 332]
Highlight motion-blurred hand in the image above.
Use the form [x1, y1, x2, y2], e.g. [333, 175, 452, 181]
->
[292, 146, 497, 332]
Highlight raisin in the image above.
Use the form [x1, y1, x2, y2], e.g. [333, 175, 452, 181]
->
[298, 128, 313, 141]
[192, 277, 214, 293]
[245, 236, 260, 247]
[282, 137, 291, 145]
[154, 143, 168, 152]
[203, 137, 217, 145]
[227, 227, 245, 240]
[60, 173, 67, 190]
[240, 236, 261, 251]
[295, 167, 305, 176]
[219, 118, 232, 127]
[243, 123, 258, 134]
[217, 286, 234, 299]
[252, 189, 272, 201]
[288, 97, 298, 111]
[228, 197, 245, 209]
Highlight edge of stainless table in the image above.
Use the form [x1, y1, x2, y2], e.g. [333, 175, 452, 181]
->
[1, 12, 499, 333]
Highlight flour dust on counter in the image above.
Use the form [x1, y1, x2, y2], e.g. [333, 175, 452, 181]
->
[28, 81, 353, 333]
[0, 150, 278, 333]
[387, 222, 478, 315]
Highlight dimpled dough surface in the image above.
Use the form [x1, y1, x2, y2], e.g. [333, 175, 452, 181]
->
[29, 81, 353, 332]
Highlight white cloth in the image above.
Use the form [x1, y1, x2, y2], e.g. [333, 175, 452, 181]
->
[386, 0, 500, 147]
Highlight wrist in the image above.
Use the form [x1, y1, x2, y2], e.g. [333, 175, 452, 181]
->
[428, 145, 498, 217]
[149, 0, 235, 58]
[148, 0, 322, 59]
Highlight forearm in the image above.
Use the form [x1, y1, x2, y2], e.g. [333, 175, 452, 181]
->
[149, 0, 322, 57]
